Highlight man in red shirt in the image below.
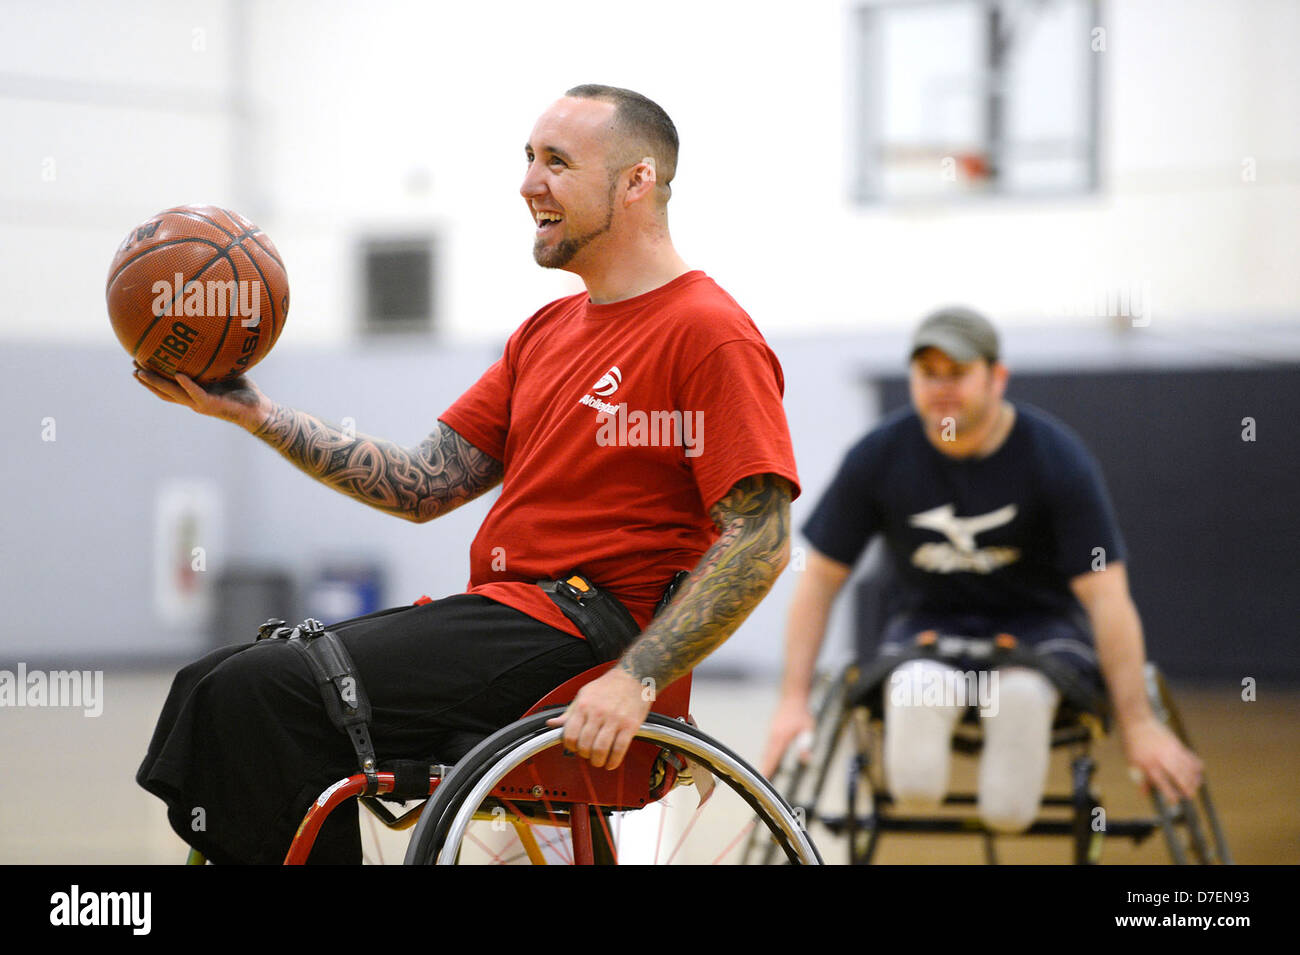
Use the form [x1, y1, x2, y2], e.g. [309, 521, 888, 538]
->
[134, 85, 799, 863]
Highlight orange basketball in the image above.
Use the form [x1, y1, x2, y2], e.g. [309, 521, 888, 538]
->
[106, 205, 290, 383]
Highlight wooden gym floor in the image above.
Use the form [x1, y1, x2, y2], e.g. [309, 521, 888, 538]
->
[0, 671, 1295, 864]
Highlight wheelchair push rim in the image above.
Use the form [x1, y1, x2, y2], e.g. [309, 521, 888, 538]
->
[406, 711, 822, 865]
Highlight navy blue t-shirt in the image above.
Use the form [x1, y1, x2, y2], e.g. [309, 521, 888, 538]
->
[803, 402, 1126, 621]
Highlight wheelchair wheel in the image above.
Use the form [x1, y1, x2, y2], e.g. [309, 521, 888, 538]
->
[1143, 664, 1233, 864]
[404, 709, 822, 865]
[743, 666, 858, 864]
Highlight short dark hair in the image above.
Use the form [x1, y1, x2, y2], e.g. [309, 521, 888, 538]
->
[565, 84, 679, 198]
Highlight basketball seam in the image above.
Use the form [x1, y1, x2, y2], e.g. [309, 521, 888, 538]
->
[229, 240, 284, 346]
[107, 237, 228, 288]
[189, 246, 242, 380]
[169, 212, 258, 255]
[243, 229, 286, 269]
[129, 246, 238, 360]
[175, 209, 284, 272]
[242, 230, 287, 344]
[203, 206, 287, 270]
[173, 208, 285, 346]
[169, 208, 242, 240]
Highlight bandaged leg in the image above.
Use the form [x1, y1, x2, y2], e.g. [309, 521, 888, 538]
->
[883, 659, 965, 810]
[977, 666, 1060, 833]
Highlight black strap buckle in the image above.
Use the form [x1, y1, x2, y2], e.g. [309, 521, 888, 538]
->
[555, 574, 594, 605]
[539, 570, 690, 663]
[262, 616, 381, 793]
[540, 572, 640, 663]
[256, 618, 292, 641]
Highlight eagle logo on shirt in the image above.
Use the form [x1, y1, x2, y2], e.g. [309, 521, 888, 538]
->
[908, 503, 1021, 574]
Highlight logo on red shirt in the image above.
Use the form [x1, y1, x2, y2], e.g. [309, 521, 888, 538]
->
[592, 366, 622, 397]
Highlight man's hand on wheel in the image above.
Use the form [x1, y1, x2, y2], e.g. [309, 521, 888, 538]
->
[134, 364, 273, 433]
[1122, 715, 1204, 804]
[759, 696, 815, 779]
[547, 669, 652, 771]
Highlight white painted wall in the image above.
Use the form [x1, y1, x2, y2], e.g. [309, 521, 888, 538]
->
[3, 0, 1298, 668]
[2, 0, 1297, 352]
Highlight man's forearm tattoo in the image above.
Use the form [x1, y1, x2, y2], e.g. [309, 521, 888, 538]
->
[619, 474, 792, 688]
[254, 406, 503, 521]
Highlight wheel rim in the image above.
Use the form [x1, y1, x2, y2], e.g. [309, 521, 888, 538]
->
[432, 723, 820, 865]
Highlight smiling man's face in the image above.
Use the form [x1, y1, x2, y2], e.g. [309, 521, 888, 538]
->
[521, 96, 624, 271]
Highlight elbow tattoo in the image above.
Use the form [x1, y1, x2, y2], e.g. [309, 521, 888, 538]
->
[255, 407, 502, 521]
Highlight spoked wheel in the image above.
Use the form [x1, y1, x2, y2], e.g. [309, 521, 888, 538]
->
[743, 667, 856, 864]
[1143, 664, 1233, 864]
[404, 710, 821, 865]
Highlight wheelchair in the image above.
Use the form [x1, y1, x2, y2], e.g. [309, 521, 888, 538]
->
[746, 629, 1232, 865]
[270, 661, 821, 865]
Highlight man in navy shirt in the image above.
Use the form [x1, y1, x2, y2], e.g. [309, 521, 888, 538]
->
[760, 307, 1202, 833]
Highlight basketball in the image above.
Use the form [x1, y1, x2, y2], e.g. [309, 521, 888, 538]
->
[106, 205, 290, 383]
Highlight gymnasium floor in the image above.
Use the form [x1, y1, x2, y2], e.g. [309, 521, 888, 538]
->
[1, 671, 1295, 864]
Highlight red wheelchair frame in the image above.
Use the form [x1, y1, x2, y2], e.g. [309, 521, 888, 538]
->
[284, 662, 693, 865]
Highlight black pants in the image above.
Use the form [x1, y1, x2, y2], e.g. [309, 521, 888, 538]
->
[136, 594, 598, 864]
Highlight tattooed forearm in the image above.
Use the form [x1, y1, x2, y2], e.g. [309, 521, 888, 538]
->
[253, 406, 503, 522]
[617, 473, 792, 687]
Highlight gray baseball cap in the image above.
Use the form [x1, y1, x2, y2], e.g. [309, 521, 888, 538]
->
[909, 306, 1000, 363]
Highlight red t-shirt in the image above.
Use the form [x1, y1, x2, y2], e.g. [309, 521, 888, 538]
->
[439, 270, 800, 638]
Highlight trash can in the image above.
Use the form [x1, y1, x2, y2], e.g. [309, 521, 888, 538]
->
[210, 566, 296, 649]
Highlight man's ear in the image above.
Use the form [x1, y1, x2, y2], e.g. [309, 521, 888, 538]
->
[624, 157, 658, 204]
[990, 360, 1010, 397]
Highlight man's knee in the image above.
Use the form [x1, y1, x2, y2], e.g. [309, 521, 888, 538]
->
[883, 659, 964, 810]
[988, 666, 1060, 719]
[978, 666, 1060, 833]
[978, 781, 1043, 833]
[198, 638, 321, 717]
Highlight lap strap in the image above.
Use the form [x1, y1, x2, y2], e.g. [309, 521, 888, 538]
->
[538, 573, 641, 662]
[258, 617, 381, 795]
[538, 570, 691, 663]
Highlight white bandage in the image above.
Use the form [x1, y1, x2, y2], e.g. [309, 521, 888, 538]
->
[883, 659, 965, 810]
[978, 666, 1060, 833]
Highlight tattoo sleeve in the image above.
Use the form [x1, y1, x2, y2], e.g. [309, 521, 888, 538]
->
[253, 406, 503, 522]
[617, 473, 793, 688]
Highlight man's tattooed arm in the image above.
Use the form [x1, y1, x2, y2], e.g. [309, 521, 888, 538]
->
[253, 405, 503, 522]
[617, 473, 793, 688]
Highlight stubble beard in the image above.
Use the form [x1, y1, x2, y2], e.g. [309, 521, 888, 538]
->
[532, 180, 618, 270]
[948, 395, 999, 442]
[922, 389, 996, 443]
